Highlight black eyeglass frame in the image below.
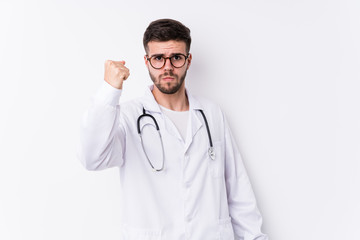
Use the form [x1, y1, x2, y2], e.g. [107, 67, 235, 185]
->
[146, 53, 190, 69]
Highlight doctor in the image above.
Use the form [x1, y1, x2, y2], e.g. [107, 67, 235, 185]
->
[78, 19, 268, 240]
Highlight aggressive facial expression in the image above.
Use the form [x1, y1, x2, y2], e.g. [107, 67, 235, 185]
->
[145, 40, 192, 94]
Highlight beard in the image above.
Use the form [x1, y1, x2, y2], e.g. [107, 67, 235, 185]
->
[149, 70, 187, 94]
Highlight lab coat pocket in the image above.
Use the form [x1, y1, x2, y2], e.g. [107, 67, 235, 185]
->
[209, 141, 225, 178]
[219, 217, 235, 240]
[120, 224, 162, 240]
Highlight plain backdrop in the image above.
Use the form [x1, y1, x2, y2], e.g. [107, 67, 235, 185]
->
[1, 0, 359, 239]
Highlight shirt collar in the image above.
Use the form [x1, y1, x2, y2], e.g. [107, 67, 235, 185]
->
[140, 85, 203, 113]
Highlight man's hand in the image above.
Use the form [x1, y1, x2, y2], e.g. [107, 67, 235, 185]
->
[104, 60, 130, 89]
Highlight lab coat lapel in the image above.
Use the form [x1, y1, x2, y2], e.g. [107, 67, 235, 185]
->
[141, 85, 162, 114]
[140, 85, 184, 142]
[184, 91, 203, 152]
[140, 85, 204, 151]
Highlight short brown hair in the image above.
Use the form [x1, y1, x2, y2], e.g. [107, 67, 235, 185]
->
[143, 19, 191, 53]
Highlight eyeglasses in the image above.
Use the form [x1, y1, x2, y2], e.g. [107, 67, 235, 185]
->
[146, 53, 189, 69]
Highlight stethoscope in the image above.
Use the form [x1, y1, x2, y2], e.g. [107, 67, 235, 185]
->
[137, 107, 215, 172]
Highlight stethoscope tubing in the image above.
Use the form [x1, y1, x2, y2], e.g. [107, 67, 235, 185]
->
[137, 108, 159, 133]
[198, 109, 213, 148]
[137, 107, 215, 171]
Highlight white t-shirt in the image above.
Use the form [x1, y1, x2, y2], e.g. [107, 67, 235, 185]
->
[159, 105, 189, 141]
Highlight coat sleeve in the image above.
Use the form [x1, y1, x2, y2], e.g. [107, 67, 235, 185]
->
[77, 81, 126, 171]
[222, 113, 268, 240]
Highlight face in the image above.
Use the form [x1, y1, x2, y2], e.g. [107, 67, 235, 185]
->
[144, 40, 192, 94]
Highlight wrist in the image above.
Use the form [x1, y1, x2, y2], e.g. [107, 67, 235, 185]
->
[105, 79, 123, 90]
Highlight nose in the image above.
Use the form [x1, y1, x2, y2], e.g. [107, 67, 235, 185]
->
[164, 58, 174, 71]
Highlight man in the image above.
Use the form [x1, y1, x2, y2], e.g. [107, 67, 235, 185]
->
[78, 19, 268, 240]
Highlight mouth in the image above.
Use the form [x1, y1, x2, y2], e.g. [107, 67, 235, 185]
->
[162, 77, 175, 82]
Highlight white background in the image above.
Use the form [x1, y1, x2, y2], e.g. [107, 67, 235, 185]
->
[1, 0, 359, 239]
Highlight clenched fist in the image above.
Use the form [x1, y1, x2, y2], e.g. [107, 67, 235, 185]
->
[104, 60, 130, 89]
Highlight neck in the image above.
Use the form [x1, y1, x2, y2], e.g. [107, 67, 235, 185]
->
[152, 84, 189, 111]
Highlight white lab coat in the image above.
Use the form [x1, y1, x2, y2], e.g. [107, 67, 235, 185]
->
[78, 81, 268, 240]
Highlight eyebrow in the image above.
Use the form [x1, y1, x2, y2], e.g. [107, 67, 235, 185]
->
[149, 53, 186, 58]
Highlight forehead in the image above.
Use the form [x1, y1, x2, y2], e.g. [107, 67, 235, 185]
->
[147, 40, 187, 55]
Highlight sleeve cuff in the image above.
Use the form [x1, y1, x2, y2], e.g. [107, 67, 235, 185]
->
[92, 81, 122, 107]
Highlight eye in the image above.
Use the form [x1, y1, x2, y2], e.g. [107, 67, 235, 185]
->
[172, 55, 183, 61]
[153, 56, 163, 61]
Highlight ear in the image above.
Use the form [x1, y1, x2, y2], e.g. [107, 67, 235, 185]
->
[144, 55, 150, 69]
[144, 55, 148, 65]
[186, 53, 192, 70]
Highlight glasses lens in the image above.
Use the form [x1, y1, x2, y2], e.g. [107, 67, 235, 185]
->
[150, 56, 165, 69]
[170, 55, 186, 68]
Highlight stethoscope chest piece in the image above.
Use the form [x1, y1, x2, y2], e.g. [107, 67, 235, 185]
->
[208, 147, 215, 160]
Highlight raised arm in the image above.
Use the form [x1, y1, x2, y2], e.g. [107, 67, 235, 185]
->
[77, 60, 130, 171]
